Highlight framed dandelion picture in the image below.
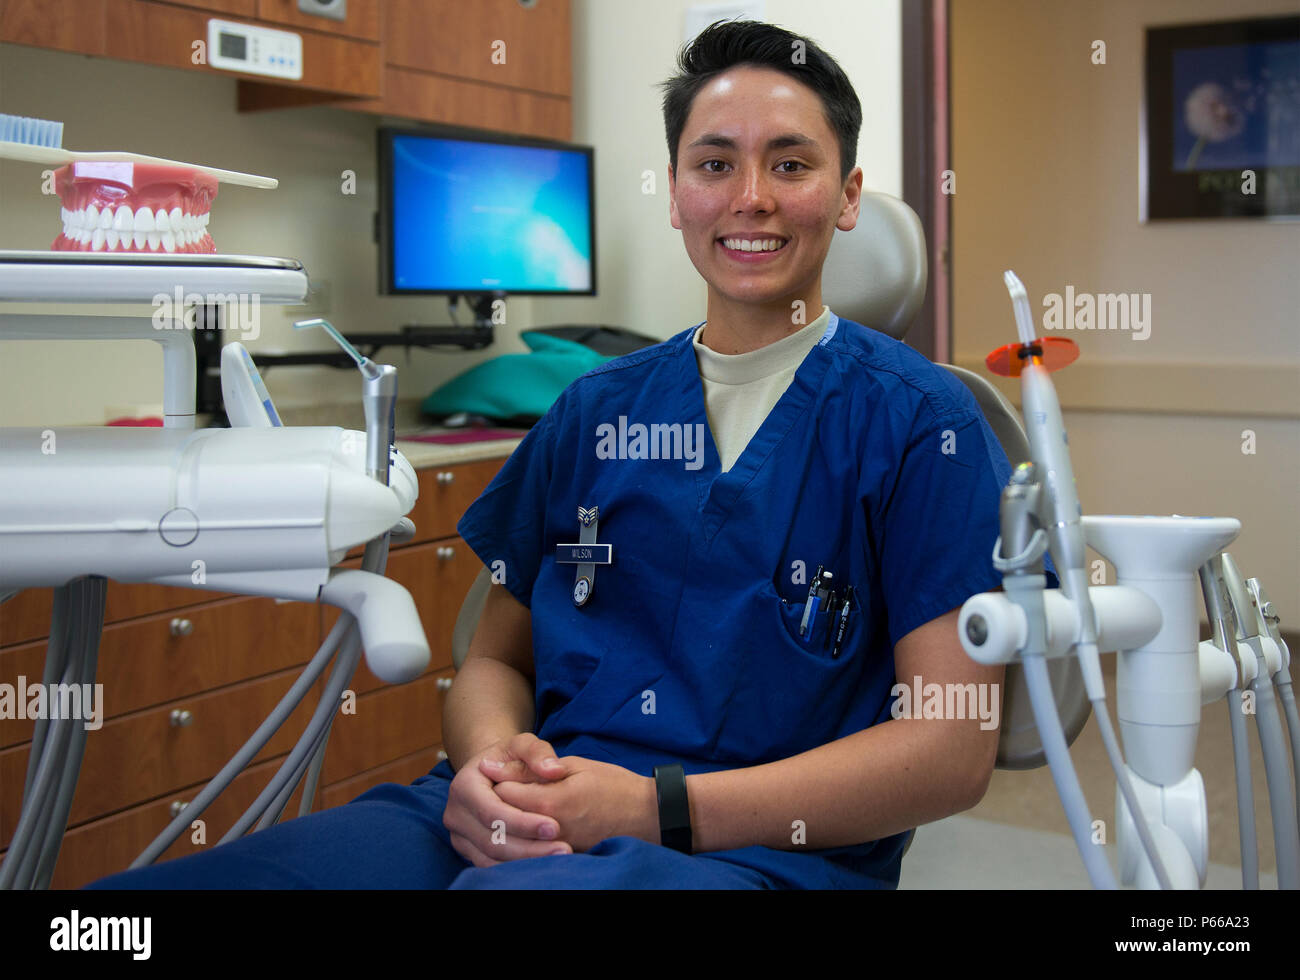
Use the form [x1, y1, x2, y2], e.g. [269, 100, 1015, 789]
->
[1142, 15, 1300, 220]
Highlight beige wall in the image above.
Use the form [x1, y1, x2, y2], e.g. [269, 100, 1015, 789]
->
[951, 0, 1299, 624]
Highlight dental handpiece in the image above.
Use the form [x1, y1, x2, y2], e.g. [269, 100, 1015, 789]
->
[294, 318, 396, 486]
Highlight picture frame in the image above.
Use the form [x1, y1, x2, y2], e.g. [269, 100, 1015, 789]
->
[1142, 15, 1300, 221]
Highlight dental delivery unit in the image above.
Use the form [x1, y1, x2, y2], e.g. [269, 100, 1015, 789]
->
[0, 123, 429, 888]
[957, 271, 1298, 890]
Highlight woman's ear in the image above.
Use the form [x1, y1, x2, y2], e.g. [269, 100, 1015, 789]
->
[837, 166, 864, 232]
[668, 164, 682, 230]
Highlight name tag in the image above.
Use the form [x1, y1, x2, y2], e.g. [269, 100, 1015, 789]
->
[556, 543, 613, 565]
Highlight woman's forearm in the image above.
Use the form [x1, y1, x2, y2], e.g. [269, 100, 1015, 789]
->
[441, 656, 536, 771]
[685, 715, 997, 853]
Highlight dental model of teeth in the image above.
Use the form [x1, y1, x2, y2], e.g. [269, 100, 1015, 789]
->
[53, 204, 213, 254]
[51, 161, 218, 254]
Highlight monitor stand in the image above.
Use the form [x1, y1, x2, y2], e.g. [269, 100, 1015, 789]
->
[399, 292, 500, 350]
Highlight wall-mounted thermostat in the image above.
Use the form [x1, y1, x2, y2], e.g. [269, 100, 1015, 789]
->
[207, 19, 304, 80]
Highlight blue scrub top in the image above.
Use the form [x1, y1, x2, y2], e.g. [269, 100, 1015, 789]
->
[457, 313, 1044, 888]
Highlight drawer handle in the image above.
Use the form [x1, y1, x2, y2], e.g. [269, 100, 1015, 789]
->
[436, 677, 453, 692]
[170, 709, 194, 728]
[436, 546, 455, 560]
[436, 471, 455, 485]
[170, 617, 194, 637]
[169, 800, 189, 818]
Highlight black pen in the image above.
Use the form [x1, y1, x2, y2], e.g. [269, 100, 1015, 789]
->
[831, 588, 854, 658]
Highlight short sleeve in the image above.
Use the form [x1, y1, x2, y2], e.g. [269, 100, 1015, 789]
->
[873, 410, 1014, 649]
[456, 409, 558, 609]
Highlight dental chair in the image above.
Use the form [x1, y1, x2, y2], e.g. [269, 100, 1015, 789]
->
[446, 191, 1091, 853]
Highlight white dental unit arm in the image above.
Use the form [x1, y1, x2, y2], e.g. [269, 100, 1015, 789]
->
[0, 251, 430, 888]
[957, 271, 1299, 890]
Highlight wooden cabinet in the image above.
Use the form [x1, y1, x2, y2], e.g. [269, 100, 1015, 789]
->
[0, 455, 503, 887]
[2, 0, 572, 141]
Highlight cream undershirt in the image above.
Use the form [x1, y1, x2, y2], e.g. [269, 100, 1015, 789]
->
[692, 306, 831, 473]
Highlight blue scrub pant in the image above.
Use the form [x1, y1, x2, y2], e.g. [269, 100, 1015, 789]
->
[85, 763, 775, 889]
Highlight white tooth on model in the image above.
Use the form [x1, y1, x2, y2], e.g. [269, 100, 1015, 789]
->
[161, 231, 176, 252]
[70, 208, 84, 230]
[147, 232, 160, 250]
[91, 227, 105, 250]
[169, 207, 183, 233]
[134, 207, 155, 233]
[134, 229, 147, 249]
[106, 229, 119, 249]
[98, 207, 112, 230]
[154, 208, 170, 233]
[113, 205, 132, 231]
[85, 204, 99, 230]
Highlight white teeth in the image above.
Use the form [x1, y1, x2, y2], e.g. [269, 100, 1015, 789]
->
[169, 207, 183, 232]
[113, 205, 132, 231]
[161, 230, 176, 253]
[134, 207, 155, 233]
[98, 207, 112, 230]
[91, 227, 105, 250]
[134, 229, 147, 249]
[154, 208, 170, 233]
[106, 228, 119, 249]
[722, 238, 785, 252]
[147, 232, 160, 251]
[85, 204, 99, 229]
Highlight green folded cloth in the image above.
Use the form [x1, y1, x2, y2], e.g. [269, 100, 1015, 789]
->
[421, 330, 615, 421]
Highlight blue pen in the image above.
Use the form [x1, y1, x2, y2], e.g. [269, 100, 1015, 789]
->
[799, 568, 833, 638]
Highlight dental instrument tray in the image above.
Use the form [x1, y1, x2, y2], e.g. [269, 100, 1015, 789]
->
[0, 249, 308, 305]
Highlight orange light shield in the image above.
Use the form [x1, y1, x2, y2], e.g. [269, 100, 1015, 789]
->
[985, 336, 1080, 377]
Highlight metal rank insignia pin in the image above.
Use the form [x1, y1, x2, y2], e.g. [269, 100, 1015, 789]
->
[556, 505, 613, 607]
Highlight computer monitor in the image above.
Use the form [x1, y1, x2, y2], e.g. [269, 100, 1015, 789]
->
[378, 126, 596, 298]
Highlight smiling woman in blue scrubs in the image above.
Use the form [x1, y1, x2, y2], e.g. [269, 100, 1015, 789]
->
[92, 20, 1011, 891]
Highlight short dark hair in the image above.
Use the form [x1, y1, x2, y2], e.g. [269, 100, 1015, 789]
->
[660, 20, 863, 182]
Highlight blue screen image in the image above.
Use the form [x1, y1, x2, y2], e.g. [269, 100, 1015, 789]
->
[389, 134, 593, 293]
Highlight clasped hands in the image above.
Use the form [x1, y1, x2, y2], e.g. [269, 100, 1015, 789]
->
[443, 732, 659, 867]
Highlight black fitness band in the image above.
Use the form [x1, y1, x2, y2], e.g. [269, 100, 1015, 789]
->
[653, 763, 692, 854]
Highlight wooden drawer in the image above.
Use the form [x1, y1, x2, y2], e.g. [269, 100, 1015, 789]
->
[407, 457, 504, 544]
[320, 744, 444, 810]
[348, 66, 572, 141]
[383, 0, 570, 97]
[1, 579, 237, 650]
[28, 751, 308, 889]
[321, 669, 449, 783]
[0, 595, 320, 750]
[0, 663, 328, 840]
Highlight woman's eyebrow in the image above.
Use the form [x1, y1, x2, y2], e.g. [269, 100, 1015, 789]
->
[686, 132, 819, 151]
